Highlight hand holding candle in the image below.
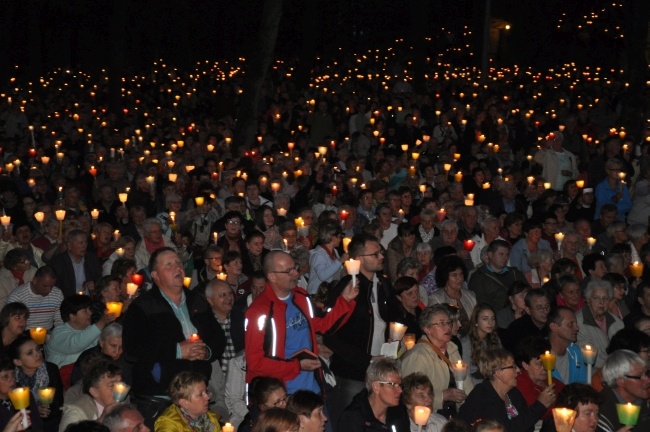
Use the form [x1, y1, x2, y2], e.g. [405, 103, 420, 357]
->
[450, 360, 469, 390]
[552, 408, 577, 432]
[414, 406, 431, 431]
[617, 403, 641, 426]
[630, 261, 644, 278]
[30, 328, 47, 345]
[38, 387, 55, 406]
[8, 387, 30, 429]
[581, 344, 598, 384]
[389, 322, 407, 341]
[113, 382, 130, 402]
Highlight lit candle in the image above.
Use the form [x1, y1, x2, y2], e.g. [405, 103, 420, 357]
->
[436, 208, 446, 222]
[552, 407, 577, 432]
[29, 327, 47, 345]
[617, 403, 641, 426]
[0, 215, 11, 227]
[450, 360, 469, 390]
[271, 182, 281, 193]
[113, 230, 121, 242]
[527, 176, 535, 185]
[194, 197, 204, 206]
[222, 423, 235, 432]
[340, 210, 349, 221]
[464, 199, 474, 206]
[630, 261, 644, 278]
[90, 208, 99, 220]
[467, 193, 474, 201]
[413, 406, 431, 428]
[217, 272, 227, 281]
[212, 232, 218, 244]
[183, 277, 192, 288]
[113, 382, 130, 402]
[189, 333, 200, 342]
[482, 182, 491, 190]
[389, 322, 407, 341]
[403, 333, 416, 350]
[544, 182, 552, 189]
[581, 344, 598, 384]
[342, 237, 352, 253]
[276, 208, 287, 217]
[554, 232, 565, 249]
[540, 351, 556, 385]
[38, 387, 55, 405]
[575, 180, 585, 188]
[106, 302, 123, 318]
[131, 274, 144, 287]
[587, 237, 597, 248]
[8, 387, 30, 429]
[115, 247, 124, 258]
[454, 172, 463, 182]
[344, 259, 361, 286]
[126, 283, 138, 297]
[463, 239, 475, 252]
[443, 163, 452, 172]
[419, 184, 426, 194]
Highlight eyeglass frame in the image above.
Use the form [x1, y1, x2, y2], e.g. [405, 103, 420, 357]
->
[263, 394, 290, 407]
[377, 381, 404, 389]
[268, 264, 301, 274]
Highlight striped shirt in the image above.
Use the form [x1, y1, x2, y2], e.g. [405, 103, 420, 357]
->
[7, 282, 64, 330]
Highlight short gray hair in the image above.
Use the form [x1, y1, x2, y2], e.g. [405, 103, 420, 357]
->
[204, 279, 230, 299]
[416, 243, 432, 254]
[627, 224, 648, 242]
[419, 304, 450, 332]
[396, 257, 421, 277]
[606, 221, 626, 239]
[440, 219, 458, 232]
[584, 279, 613, 300]
[480, 216, 499, 232]
[317, 221, 342, 244]
[143, 218, 162, 234]
[102, 403, 140, 431]
[100, 323, 122, 341]
[528, 249, 554, 269]
[365, 358, 401, 393]
[602, 349, 645, 387]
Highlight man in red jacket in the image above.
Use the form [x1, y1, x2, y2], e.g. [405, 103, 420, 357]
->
[245, 250, 358, 396]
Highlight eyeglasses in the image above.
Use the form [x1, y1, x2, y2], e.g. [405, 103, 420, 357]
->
[498, 365, 518, 372]
[195, 389, 213, 398]
[359, 250, 385, 258]
[377, 381, 404, 389]
[531, 304, 551, 311]
[264, 395, 289, 407]
[430, 320, 453, 328]
[269, 264, 300, 274]
[624, 371, 650, 380]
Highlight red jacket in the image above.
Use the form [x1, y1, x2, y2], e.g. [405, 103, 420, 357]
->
[245, 282, 355, 387]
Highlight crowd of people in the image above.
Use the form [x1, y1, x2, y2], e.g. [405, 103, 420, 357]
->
[0, 43, 648, 432]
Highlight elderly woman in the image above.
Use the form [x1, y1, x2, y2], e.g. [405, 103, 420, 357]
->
[513, 336, 564, 421]
[555, 384, 601, 432]
[496, 281, 529, 330]
[0, 249, 36, 307]
[593, 221, 628, 256]
[525, 249, 554, 288]
[338, 358, 410, 432]
[428, 256, 476, 337]
[430, 220, 474, 271]
[459, 348, 555, 432]
[155, 371, 221, 432]
[415, 243, 434, 280]
[8, 335, 63, 432]
[286, 390, 327, 432]
[396, 257, 427, 306]
[576, 280, 625, 369]
[307, 221, 347, 294]
[556, 274, 585, 311]
[387, 224, 419, 281]
[510, 220, 552, 274]
[559, 232, 583, 276]
[401, 305, 473, 417]
[470, 216, 503, 267]
[401, 373, 448, 432]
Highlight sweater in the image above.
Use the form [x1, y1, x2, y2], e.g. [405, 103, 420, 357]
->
[45, 323, 101, 368]
[154, 403, 221, 432]
[338, 389, 411, 432]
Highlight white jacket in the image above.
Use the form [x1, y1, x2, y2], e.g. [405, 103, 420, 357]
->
[576, 307, 624, 369]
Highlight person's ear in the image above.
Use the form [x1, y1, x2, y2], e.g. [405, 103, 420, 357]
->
[88, 386, 100, 400]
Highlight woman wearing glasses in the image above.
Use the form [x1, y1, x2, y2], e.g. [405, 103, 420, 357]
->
[237, 377, 287, 432]
[400, 305, 473, 418]
[338, 358, 410, 432]
[155, 371, 221, 432]
[459, 348, 555, 432]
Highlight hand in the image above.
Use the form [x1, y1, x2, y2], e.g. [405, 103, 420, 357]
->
[443, 388, 467, 403]
[180, 340, 208, 361]
[37, 405, 50, 418]
[3, 410, 30, 432]
[616, 427, 634, 432]
[339, 253, 349, 263]
[299, 359, 321, 371]
[97, 312, 117, 329]
[537, 385, 556, 407]
[83, 281, 95, 293]
[299, 237, 311, 248]
[341, 278, 359, 302]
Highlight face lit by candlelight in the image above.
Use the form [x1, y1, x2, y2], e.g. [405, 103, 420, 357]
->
[0, 369, 16, 397]
[101, 281, 122, 303]
[6, 314, 26, 337]
[14, 340, 44, 372]
[522, 357, 546, 386]
[99, 335, 123, 361]
[151, 251, 185, 292]
[207, 281, 234, 318]
[89, 372, 123, 408]
[572, 402, 599, 432]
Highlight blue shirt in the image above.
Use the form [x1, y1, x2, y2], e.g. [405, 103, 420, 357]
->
[283, 294, 319, 394]
[160, 289, 198, 359]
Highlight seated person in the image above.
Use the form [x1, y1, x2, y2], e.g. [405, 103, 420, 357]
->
[555, 383, 602, 432]
[154, 371, 220, 432]
[0, 303, 29, 356]
[0, 355, 42, 431]
[9, 335, 64, 432]
[59, 358, 122, 430]
[70, 323, 131, 387]
[401, 373, 448, 432]
[90, 276, 124, 323]
[44, 295, 117, 388]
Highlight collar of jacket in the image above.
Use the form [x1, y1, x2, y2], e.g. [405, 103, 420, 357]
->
[581, 303, 616, 330]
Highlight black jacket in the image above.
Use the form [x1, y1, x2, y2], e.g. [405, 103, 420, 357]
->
[122, 285, 225, 396]
[459, 380, 546, 432]
[338, 389, 410, 432]
[324, 273, 391, 381]
[48, 251, 103, 297]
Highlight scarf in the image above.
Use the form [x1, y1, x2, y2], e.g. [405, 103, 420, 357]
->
[180, 407, 215, 432]
[16, 364, 49, 397]
[10, 270, 24, 286]
[144, 237, 165, 254]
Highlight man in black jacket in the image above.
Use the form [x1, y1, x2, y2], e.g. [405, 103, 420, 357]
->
[123, 247, 225, 427]
[324, 234, 391, 425]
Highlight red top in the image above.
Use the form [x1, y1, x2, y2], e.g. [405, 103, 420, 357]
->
[516, 370, 565, 420]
